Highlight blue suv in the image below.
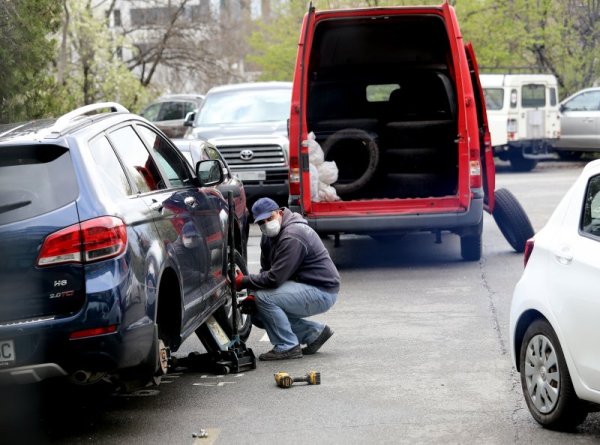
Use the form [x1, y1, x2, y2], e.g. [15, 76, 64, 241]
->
[0, 103, 249, 389]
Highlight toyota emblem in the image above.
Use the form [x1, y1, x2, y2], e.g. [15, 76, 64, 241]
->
[240, 149, 254, 161]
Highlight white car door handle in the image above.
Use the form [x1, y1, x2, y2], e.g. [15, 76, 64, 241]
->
[554, 246, 573, 265]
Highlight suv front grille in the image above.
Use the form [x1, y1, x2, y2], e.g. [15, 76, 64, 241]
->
[217, 144, 286, 169]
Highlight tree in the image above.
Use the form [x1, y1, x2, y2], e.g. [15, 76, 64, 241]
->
[247, 0, 600, 97]
[0, 0, 62, 123]
[247, 1, 307, 81]
[109, 0, 256, 96]
[54, 0, 152, 111]
[457, 0, 600, 96]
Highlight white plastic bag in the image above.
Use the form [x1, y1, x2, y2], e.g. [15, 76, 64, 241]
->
[318, 160, 338, 185]
[318, 182, 340, 202]
[310, 163, 320, 202]
[306, 131, 324, 165]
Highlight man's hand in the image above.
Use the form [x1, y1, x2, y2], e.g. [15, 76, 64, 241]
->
[239, 295, 256, 314]
[234, 270, 244, 291]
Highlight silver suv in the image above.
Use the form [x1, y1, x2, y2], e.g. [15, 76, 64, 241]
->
[185, 82, 292, 206]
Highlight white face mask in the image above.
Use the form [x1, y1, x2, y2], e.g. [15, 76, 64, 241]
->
[260, 218, 281, 237]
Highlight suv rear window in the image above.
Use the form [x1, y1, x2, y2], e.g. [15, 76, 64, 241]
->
[521, 84, 546, 108]
[0, 145, 78, 225]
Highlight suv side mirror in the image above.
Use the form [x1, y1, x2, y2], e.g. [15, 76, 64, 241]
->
[196, 159, 223, 186]
[184, 111, 196, 127]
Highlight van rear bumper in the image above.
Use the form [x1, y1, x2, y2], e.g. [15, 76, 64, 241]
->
[302, 197, 483, 235]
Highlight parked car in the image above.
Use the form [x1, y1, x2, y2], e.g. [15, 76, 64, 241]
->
[0, 103, 248, 390]
[287, 2, 532, 261]
[172, 138, 251, 337]
[510, 159, 600, 430]
[553, 87, 600, 160]
[140, 93, 205, 138]
[184, 82, 292, 207]
[480, 74, 560, 171]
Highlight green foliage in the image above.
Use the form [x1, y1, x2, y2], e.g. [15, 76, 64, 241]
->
[58, 1, 152, 113]
[247, 1, 308, 81]
[247, 0, 600, 98]
[0, 0, 62, 123]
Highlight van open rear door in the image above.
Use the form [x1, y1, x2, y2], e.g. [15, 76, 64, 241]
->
[465, 42, 495, 212]
[288, 4, 316, 214]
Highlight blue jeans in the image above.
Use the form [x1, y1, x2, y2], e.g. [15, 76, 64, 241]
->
[251, 281, 337, 352]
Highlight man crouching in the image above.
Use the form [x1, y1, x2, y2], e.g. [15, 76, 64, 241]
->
[235, 197, 340, 361]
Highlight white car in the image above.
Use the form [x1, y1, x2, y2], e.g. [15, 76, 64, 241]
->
[510, 159, 600, 430]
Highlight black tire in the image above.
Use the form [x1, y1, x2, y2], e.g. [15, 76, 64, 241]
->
[215, 250, 252, 341]
[557, 150, 583, 161]
[460, 233, 482, 261]
[492, 188, 534, 252]
[509, 152, 538, 172]
[321, 128, 379, 194]
[519, 319, 588, 430]
[460, 220, 482, 261]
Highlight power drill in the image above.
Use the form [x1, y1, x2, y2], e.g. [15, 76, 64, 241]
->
[274, 371, 321, 388]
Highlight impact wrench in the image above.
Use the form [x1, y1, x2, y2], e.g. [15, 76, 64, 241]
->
[274, 371, 321, 388]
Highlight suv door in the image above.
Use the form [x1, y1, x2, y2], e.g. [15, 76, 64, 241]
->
[107, 124, 226, 339]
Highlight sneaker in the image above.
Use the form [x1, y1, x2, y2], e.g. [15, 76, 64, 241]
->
[258, 345, 303, 361]
[302, 325, 334, 355]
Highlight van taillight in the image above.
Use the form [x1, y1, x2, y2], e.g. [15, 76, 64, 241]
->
[523, 238, 534, 267]
[289, 167, 301, 195]
[37, 216, 127, 267]
[469, 144, 482, 188]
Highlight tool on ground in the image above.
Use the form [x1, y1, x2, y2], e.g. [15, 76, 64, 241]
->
[274, 371, 321, 388]
[176, 191, 256, 375]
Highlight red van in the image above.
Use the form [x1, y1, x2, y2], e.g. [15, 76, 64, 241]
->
[288, 2, 502, 261]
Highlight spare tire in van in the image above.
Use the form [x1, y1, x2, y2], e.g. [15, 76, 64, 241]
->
[321, 128, 379, 195]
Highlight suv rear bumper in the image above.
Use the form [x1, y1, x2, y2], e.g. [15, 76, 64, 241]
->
[300, 196, 483, 235]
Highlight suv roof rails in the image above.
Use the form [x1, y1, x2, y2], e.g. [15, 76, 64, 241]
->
[54, 102, 129, 128]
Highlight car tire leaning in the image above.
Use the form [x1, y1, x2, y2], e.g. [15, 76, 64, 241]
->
[519, 319, 588, 430]
[492, 188, 534, 253]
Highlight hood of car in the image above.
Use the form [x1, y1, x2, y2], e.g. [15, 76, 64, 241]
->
[190, 120, 288, 141]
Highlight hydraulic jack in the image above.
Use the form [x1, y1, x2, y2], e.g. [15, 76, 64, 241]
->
[174, 192, 256, 375]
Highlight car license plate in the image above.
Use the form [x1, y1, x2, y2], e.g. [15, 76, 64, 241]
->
[236, 171, 266, 181]
[0, 340, 15, 366]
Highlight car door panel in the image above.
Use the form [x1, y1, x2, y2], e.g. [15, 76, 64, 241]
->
[558, 234, 600, 391]
[134, 125, 228, 336]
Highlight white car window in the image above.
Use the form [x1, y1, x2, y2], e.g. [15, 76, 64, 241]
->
[582, 175, 600, 237]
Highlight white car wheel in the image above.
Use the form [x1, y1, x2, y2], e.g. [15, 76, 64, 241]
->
[519, 319, 588, 430]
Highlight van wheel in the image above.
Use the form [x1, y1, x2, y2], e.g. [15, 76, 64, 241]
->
[460, 230, 482, 261]
[520, 319, 588, 430]
[509, 153, 537, 172]
[557, 150, 582, 161]
[492, 188, 534, 252]
[322, 128, 379, 195]
[215, 250, 252, 341]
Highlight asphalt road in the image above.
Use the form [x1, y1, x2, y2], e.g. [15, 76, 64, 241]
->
[8, 160, 600, 445]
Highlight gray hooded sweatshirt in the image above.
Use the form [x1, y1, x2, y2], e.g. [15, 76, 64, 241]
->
[242, 208, 340, 293]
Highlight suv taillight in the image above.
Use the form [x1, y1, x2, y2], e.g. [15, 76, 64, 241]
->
[523, 238, 534, 267]
[37, 216, 127, 267]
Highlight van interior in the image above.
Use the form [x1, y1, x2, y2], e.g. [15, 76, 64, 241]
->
[306, 14, 459, 201]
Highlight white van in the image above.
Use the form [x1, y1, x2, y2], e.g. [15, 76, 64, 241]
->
[481, 74, 560, 171]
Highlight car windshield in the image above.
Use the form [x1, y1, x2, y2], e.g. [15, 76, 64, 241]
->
[197, 88, 291, 125]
